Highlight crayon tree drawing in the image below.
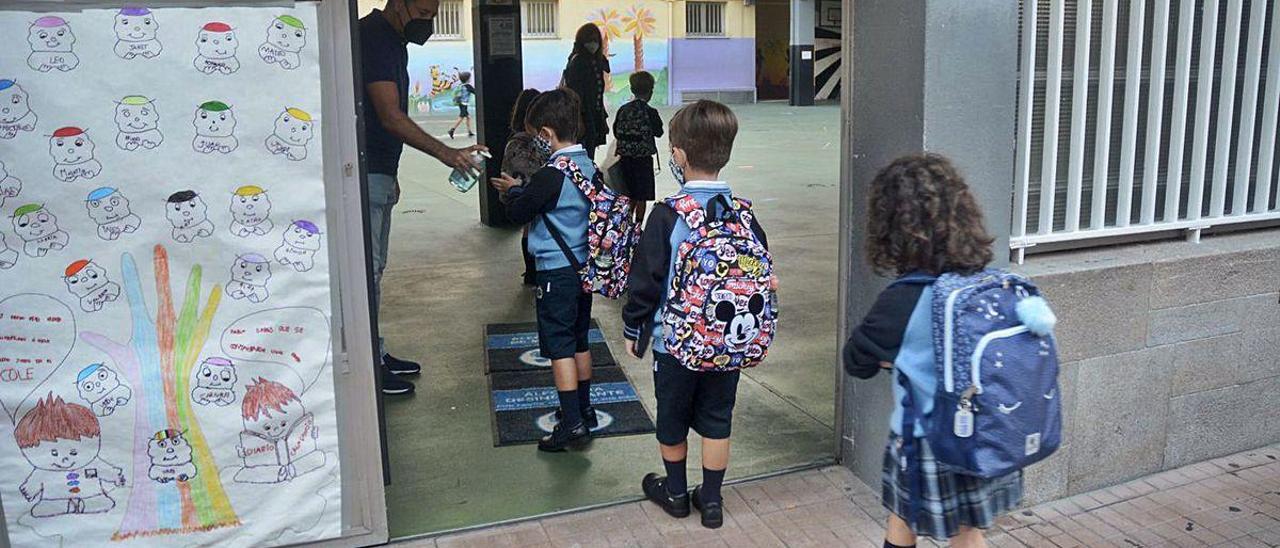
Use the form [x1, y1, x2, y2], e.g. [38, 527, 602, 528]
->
[81, 245, 240, 540]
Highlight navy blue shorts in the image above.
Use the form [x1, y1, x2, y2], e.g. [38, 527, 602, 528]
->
[458, 103, 470, 117]
[535, 267, 592, 360]
[653, 352, 740, 445]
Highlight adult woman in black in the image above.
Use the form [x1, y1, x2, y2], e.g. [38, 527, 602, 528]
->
[562, 23, 610, 160]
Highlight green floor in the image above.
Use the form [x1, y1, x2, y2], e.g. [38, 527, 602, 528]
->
[379, 103, 843, 538]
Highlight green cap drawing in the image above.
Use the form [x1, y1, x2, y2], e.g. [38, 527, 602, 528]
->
[277, 15, 305, 29]
[120, 95, 151, 106]
[14, 204, 43, 217]
[199, 100, 231, 112]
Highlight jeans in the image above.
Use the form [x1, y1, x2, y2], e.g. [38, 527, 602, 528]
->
[367, 173, 398, 359]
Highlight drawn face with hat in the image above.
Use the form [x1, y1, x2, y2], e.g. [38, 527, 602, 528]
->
[146, 429, 194, 469]
[63, 259, 112, 299]
[75, 363, 122, 404]
[28, 16, 75, 53]
[193, 101, 235, 138]
[114, 7, 158, 43]
[195, 22, 237, 60]
[165, 190, 208, 229]
[12, 204, 58, 241]
[85, 187, 132, 225]
[49, 127, 96, 165]
[230, 185, 271, 226]
[0, 80, 33, 125]
[283, 220, 322, 251]
[266, 15, 306, 53]
[115, 96, 159, 133]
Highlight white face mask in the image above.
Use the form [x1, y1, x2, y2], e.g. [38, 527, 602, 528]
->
[584, 42, 600, 54]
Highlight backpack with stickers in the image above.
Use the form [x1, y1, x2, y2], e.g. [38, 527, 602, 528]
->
[453, 84, 472, 106]
[660, 193, 778, 372]
[896, 269, 1062, 481]
[543, 155, 640, 299]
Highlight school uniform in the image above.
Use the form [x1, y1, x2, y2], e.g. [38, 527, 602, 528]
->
[612, 99, 664, 202]
[622, 182, 769, 444]
[844, 279, 1023, 540]
[505, 145, 593, 360]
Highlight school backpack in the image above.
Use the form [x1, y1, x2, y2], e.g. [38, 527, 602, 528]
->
[896, 269, 1062, 480]
[660, 194, 778, 372]
[453, 84, 472, 105]
[543, 155, 640, 299]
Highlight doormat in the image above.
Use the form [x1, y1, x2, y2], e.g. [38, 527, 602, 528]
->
[484, 319, 618, 373]
[488, 366, 655, 447]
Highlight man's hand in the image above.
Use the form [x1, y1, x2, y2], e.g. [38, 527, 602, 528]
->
[625, 339, 643, 359]
[489, 172, 521, 193]
[437, 144, 489, 177]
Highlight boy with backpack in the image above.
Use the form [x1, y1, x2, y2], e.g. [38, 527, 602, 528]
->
[844, 154, 1061, 547]
[612, 71, 664, 223]
[448, 71, 475, 139]
[493, 88, 640, 452]
[622, 100, 778, 529]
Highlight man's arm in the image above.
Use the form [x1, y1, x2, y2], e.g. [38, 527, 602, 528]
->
[366, 81, 484, 172]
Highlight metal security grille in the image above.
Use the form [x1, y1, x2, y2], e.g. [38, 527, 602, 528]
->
[1012, 0, 1280, 261]
[522, 0, 557, 38]
[431, 0, 464, 40]
[686, 1, 726, 37]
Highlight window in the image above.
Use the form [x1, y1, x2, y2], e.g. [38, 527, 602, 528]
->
[430, 0, 464, 40]
[686, 1, 725, 37]
[522, 0, 557, 38]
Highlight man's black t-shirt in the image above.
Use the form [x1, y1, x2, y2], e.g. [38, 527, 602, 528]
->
[360, 10, 409, 176]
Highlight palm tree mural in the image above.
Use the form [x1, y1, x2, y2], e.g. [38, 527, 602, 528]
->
[622, 5, 657, 72]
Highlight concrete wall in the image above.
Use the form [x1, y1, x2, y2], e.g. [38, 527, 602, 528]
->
[1013, 231, 1280, 504]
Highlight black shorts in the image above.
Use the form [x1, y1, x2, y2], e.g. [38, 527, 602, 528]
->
[653, 352, 741, 445]
[458, 104, 470, 117]
[619, 155, 656, 201]
[535, 267, 592, 360]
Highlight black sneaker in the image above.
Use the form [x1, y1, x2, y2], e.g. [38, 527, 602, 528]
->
[691, 485, 724, 529]
[555, 406, 598, 430]
[382, 353, 421, 376]
[448, 128, 455, 139]
[642, 473, 691, 518]
[536, 421, 591, 452]
[381, 367, 415, 396]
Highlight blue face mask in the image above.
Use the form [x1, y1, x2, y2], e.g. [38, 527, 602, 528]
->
[668, 155, 686, 186]
[534, 135, 552, 159]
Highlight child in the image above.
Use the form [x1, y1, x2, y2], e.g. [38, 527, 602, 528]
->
[844, 154, 1019, 548]
[509, 88, 545, 287]
[612, 71, 664, 223]
[448, 71, 476, 139]
[623, 100, 771, 529]
[491, 88, 596, 452]
[234, 377, 325, 484]
[16, 394, 126, 517]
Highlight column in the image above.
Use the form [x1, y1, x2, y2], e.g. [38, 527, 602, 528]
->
[473, 0, 524, 226]
[789, 0, 815, 105]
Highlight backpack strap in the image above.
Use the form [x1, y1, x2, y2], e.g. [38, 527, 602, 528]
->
[890, 271, 938, 288]
[896, 370, 924, 533]
[552, 155, 599, 198]
[665, 194, 706, 230]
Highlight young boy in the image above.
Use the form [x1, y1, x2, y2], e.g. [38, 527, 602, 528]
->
[612, 71, 664, 223]
[491, 89, 596, 452]
[448, 71, 475, 139]
[16, 394, 126, 517]
[622, 100, 769, 529]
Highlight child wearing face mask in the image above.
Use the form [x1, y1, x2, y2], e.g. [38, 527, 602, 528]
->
[621, 100, 774, 529]
[562, 23, 611, 161]
[491, 89, 598, 452]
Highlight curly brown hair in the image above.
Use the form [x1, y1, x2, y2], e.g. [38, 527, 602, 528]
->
[866, 153, 994, 276]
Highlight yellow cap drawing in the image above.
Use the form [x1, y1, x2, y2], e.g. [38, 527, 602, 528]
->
[234, 185, 265, 196]
[285, 107, 312, 122]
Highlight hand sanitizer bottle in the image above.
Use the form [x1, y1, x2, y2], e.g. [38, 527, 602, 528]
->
[448, 150, 491, 193]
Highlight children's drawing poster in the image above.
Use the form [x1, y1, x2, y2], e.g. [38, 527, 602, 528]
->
[0, 3, 342, 547]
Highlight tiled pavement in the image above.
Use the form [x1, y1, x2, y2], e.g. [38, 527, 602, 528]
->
[397, 443, 1280, 547]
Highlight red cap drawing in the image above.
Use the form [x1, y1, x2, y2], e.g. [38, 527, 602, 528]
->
[65, 259, 90, 277]
[52, 126, 85, 138]
[202, 22, 232, 32]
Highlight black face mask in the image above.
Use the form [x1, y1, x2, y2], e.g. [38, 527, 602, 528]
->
[404, 18, 434, 45]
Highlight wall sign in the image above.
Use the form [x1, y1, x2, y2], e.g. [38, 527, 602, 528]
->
[0, 3, 342, 546]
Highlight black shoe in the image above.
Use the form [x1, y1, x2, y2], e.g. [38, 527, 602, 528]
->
[381, 367, 415, 396]
[383, 353, 421, 376]
[448, 128, 455, 139]
[537, 421, 591, 452]
[690, 486, 724, 529]
[555, 406, 598, 430]
[467, 132, 475, 137]
[642, 473, 691, 518]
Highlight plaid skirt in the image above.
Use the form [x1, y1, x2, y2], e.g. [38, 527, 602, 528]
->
[882, 433, 1023, 540]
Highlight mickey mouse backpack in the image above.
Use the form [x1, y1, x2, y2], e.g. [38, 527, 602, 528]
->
[545, 155, 640, 298]
[661, 194, 778, 372]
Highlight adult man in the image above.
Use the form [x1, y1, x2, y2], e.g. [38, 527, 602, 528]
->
[361, 0, 485, 395]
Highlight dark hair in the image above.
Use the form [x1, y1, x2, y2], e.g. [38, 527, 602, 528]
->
[865, 154, 994, 277]
[669, 100, 737, 173]
[502, 133, 548, 182]
[525, 88, 582, 142]
[458, 71, 471, 84]
[509, 88, 541, 133]
[630, 71, 655, 101]
[571, 23, 604, 61]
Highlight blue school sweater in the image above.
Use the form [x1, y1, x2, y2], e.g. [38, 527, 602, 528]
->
[843, 279, 937, 437]
[504, 145, 592, 271]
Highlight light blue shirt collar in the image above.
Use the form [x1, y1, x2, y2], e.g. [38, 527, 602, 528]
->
[552, 144, 585, 157]
[683, 180, 730, 191]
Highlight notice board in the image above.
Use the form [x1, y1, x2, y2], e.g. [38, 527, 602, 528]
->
[0, 2, 350, 546]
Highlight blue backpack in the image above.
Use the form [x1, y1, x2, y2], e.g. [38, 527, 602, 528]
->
[897, 269, 1062, 480]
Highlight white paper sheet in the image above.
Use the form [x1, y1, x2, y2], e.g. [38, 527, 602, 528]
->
[0, 4, 342, 546]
